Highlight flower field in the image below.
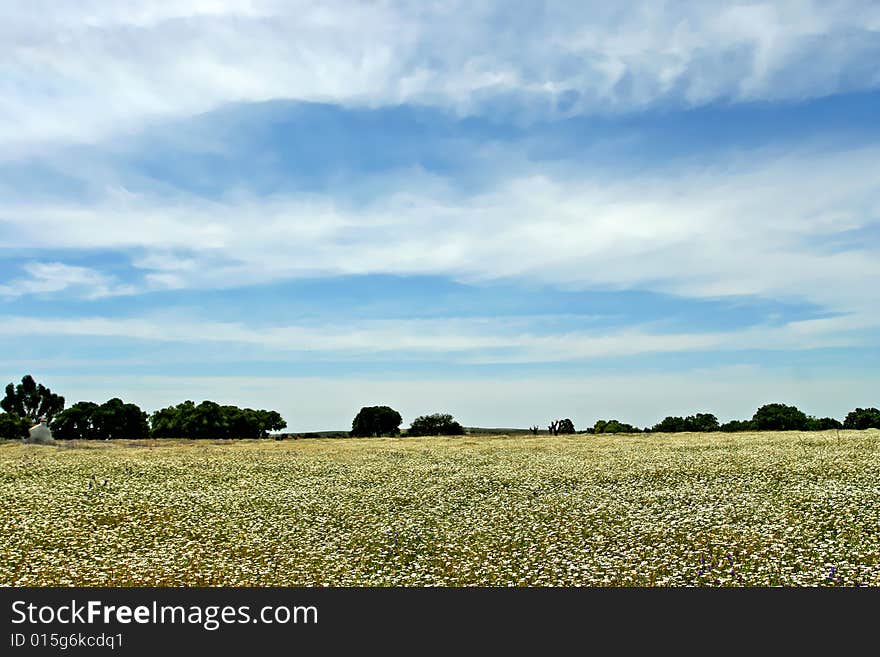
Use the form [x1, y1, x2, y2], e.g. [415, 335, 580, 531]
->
[1, 430, 878, 586]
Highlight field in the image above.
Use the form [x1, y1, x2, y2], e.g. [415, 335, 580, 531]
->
[2, 430, 879, 586]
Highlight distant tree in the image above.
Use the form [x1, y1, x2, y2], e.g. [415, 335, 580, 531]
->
[593, 419, 638, 434]
[719, 419, 753, 432]
[95, 398, 150, 439]
[557, 418, 576, 434]
[1, 375, 65, 422]
[407, 413, 466, 436]
[51, 402, 100, 440]
[805, 416, 843, 431]
[546, 419, 575, 435]
[843, 407, 880, 430]
[150, 400, 286, 439]
[51, 399, 149, 440]
[185, 401, 226, 439]
[751, 403, 809, 431]
[652, 416, 688, 433]
[150, 400, 194, 437]
[529, 425, 540, 435]
[652, 413, 719, 433]
[0, 413, 31, 440]
[249, 409, 287, 437]
[350, 406, 402, 437]
[690, 413, 720, 432]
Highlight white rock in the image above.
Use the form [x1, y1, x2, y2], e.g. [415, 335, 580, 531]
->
[27, 418, 54, 444]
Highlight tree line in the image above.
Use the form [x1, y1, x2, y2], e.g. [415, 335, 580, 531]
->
[348, 402, 880, 437]
[583, 403, 880, 434]
[0, 375, 286, 441]
[349, 407, 466, 437]
[2, 375, 879, 441]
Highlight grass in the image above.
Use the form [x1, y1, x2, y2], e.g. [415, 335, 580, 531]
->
[1, 430, 878, 586]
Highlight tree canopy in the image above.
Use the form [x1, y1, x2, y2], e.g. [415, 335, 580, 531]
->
[52, 398, 150, 440]
[557, 418, 576, 434]
[751, 403, 809, 431]
[407, 413, 465, 436]
[351, 406, 402, 437]
[719, 419, 754, 432]
[0, 413, 31, 440]
[843, 407, 880, 430]
[806, 416, 843, 431]
[150, 401, 286, 439]
[652, 413, 719, 433]
[593, 419, 639, 434]
[1, 375, 65, 422]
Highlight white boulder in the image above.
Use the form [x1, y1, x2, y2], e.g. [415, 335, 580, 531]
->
[27, 417, 55, 444]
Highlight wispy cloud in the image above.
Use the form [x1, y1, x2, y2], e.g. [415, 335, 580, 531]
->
[2, 2, 878, 426]
[2, 1, 879, 152]
[0, 310, 873, 365]
[3, 144, 879, 314]
[0, 262, 136, 299]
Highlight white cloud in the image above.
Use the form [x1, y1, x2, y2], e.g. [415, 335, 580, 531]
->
[0, 262, 135, 299]
[0, 310, 872, 364]
[2, 1, 879, 152]
[2, 144, 879, 316]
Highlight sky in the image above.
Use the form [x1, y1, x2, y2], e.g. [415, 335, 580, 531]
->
[1, 1, 879, 431]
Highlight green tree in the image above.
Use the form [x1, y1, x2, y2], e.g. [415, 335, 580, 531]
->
[222, 408, 287, 438]
[0, 413, 31, 440]
[150, 400, 194, 437]
[842, 407, 880, 430]
[557, 418, 576, 434]
[653, 413, 719, 433]
[689, 413, 720, 432]
[250, 409, 287, 437]
[95, 398, 149, 439]
[720, 419, 753, 432]
[805, 416, 843, 431]
[150, 400, 286, 439]
[751, 403, 808, 431]
[51, 398, 149, 440]
[652, 416, 688, 432]
[351, 406, 402, 437]
[1, 375, 65, 422]
[407, 413, 466, 436]
[593, 419, 638, 434]
[51, 402, 100, 440]
[183, 401, 225, 439]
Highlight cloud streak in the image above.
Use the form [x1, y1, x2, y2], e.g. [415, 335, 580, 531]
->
[3, 144, 879, 314]
[0, 310, 873, 364]
[0, 262, 135, 299]
[2, 1, 880, 152]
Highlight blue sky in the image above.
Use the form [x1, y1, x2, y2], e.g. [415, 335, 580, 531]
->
[1, 1, 879, 430]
